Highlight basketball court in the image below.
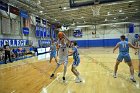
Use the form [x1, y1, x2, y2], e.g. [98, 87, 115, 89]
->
[0, 0, 140, 93]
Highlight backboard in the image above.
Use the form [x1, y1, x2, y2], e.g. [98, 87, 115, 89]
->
[70, 0, 124, 8]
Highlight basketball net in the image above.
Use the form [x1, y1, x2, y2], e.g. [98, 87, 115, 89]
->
[91, 0, 101, 16]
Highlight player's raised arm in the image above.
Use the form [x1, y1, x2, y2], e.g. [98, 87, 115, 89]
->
[63, 33, 70, 44]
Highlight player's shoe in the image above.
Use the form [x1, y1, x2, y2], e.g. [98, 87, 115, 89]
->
[138, 73, 140, 78]
[113, 74, 117, 78]
[62, 77, 65, 81]
[62, 77, 66, 82]
[50, 74, 54, 78]
[75, 77, 82, 83]
[130, 77, 136, 82]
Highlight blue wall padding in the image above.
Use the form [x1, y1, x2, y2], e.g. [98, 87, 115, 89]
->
[76, 38, 128, 47]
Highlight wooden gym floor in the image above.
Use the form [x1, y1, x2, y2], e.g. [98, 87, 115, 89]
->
[0, 47, 140, 93]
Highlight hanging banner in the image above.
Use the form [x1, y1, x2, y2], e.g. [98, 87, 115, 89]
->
[40, 27, 44, 37]
[0, 1, 8, 12]
[44, 27, 47, 37]
[22, 27, 29, 34]
[10, 5, 19, 15]
[36, 25, 40, 37]
[20, 10, 29, 18]
[129, 24, 134, 33]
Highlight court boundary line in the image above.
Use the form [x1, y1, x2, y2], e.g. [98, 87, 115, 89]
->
[43, 63, 73, 90]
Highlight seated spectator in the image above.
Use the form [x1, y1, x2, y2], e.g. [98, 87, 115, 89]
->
[21, 48, 26, 56]
[0, 49, 4, 62]
[17, 47, 23, 57]
[12, 48, 18, 58]
[10, 49, 16, 59]
[29, 47, 35, 55]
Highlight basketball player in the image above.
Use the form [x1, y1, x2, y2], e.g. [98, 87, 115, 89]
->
[69, 41, 82, 83]
[49, 39, 57, 63]
[113, 35, 139, 82]
[135, 34, 140, 77]
[50, 33, 70, 82]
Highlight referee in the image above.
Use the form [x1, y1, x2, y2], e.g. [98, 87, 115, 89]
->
[3, 41, 12, 64]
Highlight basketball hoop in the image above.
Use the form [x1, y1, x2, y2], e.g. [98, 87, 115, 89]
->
[91, 0, 101, 16]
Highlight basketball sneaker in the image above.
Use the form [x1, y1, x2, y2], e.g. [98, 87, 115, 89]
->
[75, 77, 82, 83]
[130, 77, 136, 82]
[62, 77, 66, 82]
[62, 77, 65, 81]
[113, 74, 117, 78]
[50, 74, 54, 78]
[138, 73, 140, 78]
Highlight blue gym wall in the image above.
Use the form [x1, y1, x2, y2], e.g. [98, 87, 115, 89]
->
[76, 39, 121, 47]
[65, 24, 140, 47]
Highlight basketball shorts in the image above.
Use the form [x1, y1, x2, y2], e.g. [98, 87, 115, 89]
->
[50, 52, 56, 58]
[72, 58, 80, 67]
[57, 56, 68, 66]
[117, 53, 131, 62]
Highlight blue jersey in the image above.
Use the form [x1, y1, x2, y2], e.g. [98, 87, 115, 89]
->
[72, 46, 79, 61]
[118, 41, 129, 53]
[50, 44, 56, 54]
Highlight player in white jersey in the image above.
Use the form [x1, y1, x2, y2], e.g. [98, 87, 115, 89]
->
[135, 34, 140, 77]
[50, 33, 70, 81]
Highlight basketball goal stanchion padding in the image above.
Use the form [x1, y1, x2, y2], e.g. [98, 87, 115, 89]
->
[91, 0, 101, 16]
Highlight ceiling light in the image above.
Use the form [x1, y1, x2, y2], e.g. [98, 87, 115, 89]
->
[40, 11, 43, 13]
[126, 17, 128, 19]
[120, 12, 125, 14]
[63, 7, 67, 10]
[37, 0, 41, 5]
[135, 9, 138, 11]
[81, 17, 84, 18]
[62, 8, 79, 12]
[119, 9, 122, 12]
[129, 1, 134, 3]
[100, 22, 131, 26]
[105, 19, 107, 21]
[77, 25, 92, 28]
[107, 12, 111, 15]
[114, 18, 116, 19]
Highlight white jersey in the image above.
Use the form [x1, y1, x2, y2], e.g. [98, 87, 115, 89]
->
[58, 43, 68, 58]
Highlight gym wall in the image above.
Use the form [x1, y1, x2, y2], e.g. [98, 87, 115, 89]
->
[65, 23, 140, 47]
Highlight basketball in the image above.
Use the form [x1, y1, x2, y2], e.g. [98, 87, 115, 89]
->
[58, 32, 64, 39]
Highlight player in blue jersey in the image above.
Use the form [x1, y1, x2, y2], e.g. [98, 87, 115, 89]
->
[135, 34, 140, 77]
[113, 35, 139, 82]
[69, 41, 82, 83]
[49, 39, 57, 63]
